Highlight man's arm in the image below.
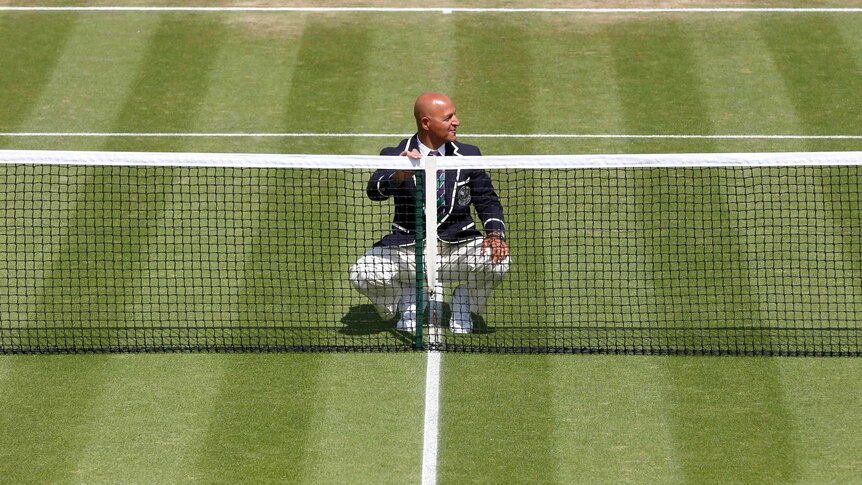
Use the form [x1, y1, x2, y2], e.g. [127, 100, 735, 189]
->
[470, 169, 506, 237]
[469, 169, 509, 264]
[366, 170, 399, 201]
[366, 149, 421, 200]
[390, 149, 421, 184]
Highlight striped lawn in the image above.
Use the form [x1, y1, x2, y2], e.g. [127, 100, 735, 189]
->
[0, 353, 425, 483]
[2, 354, 861, 483]
[440, 354, 862, 483]
[2, 10, 862, 154]
[2, 3, 862, 483]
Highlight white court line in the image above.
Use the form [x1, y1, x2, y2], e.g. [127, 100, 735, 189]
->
[421, 350, 441, 485]
[2, 132, 862, 139]
[1, 6, 862, 12]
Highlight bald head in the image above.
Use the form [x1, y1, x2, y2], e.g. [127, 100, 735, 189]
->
[414, 92, 452, 122]
[413, 92, 460, 149]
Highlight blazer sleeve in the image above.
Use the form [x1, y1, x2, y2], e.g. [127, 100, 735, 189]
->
[469, 169, 506, 237]
[367, 144, 409, 201]
[367, 169, 400, 201]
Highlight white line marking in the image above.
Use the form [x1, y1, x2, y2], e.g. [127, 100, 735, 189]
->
[0, 6, 428, 12]
[3, 149, 862, 169]
[421, 350, 441, 485]
[1, 6, 862, 13]
[2, 132, 862, 140]
[0, 132, 413, 138]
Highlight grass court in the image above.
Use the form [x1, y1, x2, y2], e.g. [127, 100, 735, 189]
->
[2, 1, 862, 482]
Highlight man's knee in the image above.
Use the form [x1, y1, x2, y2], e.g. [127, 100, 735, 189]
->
[471, 255, 510, 279]
[349, 255, 400, 292]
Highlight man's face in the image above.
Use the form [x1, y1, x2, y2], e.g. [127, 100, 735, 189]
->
[424, 99, 460, 146]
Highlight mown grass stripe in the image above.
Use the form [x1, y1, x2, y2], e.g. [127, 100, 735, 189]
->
[71, 355, 225, 483]
[190, 354, 327, 482]
[16, 14, 160, 138]
[282, 15, 374, 153]
[300, 354, 425, 483]
[549, 356, 681, 482]
[759, 15, 862, 143]
[451, 11, 539, 316]
[0, 13, 77, 147]
[689, 16, 806, 152]
[0, 356, 113, 483]
[21, 15, 227, 350]
[279, 16, 398, 348]
[776, 358, 862, 482]
[450, 15, 540, 347]
[28, 166, 183, 350]
[610, 17, 799, 480]
[184, 13, 307, 154]
[664, 357, 800, 482]
[454, 16, 538, 154]
[438, 354, 557, 482]
[97, 15, 227, 347]
[609, 18, 716, 151]
[609, 19, 715, 350]
[815, 167, 862, 353]
[759, 15, 862, 340]
[449, 17, 553, 346]
[527, 18, 627, 154]
[233, 169, 290, 349]
[103, 14, 226, 152]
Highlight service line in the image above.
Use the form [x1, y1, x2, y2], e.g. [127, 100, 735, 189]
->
[1, 6, 862, 13]
[2, 132, 862, 140]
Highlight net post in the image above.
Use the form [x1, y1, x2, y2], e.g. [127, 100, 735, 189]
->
[414, 166, 426, 350]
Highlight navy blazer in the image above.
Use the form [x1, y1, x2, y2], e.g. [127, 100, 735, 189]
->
[368, 135, 506, 247]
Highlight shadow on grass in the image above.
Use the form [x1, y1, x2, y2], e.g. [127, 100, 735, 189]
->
[466, 314, 496, 335]
[339, 304, 497, 346]
[339, 305, 395, 335]
[339, 305, 416, 346]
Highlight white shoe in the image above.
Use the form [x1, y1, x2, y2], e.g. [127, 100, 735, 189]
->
[396, 287, 417, 332]
[396, 312, 417, 332]
[449, 287, 473, 334]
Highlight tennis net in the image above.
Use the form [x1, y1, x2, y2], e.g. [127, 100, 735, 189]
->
[0, 150, 860, 355]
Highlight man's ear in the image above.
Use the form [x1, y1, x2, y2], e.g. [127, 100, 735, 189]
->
[419, 116, 431, 131]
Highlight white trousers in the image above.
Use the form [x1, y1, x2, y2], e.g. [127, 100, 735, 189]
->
[349, 239, 510, 320]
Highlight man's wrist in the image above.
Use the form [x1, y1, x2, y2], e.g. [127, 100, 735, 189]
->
[486, 231, 504, 241]
[390, 170, 414, 185]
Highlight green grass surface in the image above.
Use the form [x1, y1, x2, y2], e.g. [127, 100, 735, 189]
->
[2, 2, 862, 483]
[441, 354, 862, 483]
[2, 8, 862, 154]
[0, 354, 425, 483]
[2, 353, 861, 483]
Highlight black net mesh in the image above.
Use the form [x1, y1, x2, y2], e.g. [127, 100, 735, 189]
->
[439, 166, 862, 356]
[1, 161, 860, 355]
[0, 165, 411, 352]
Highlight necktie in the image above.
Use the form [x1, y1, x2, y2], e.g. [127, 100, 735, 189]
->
[430, 150, 445, 222]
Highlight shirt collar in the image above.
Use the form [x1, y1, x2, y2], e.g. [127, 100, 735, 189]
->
[416, 139, 446, 157]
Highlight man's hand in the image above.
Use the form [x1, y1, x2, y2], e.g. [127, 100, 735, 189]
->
[481, 232, 509, 264]
[391, 149, 422, 184]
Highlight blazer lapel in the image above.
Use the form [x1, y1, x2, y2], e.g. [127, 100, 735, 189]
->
[446, 141, 462, 156]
